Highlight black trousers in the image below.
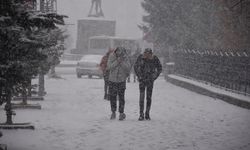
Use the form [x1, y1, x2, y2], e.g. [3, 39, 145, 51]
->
[109, 81, 126, 113]
[139, 80, 154, 114]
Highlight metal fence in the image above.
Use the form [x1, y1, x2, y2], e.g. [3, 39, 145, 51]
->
[173, 49, 250, 96]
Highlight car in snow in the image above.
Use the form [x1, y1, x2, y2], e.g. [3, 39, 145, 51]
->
[76, 54, 103, 78]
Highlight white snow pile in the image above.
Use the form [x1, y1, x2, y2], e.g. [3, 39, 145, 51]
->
[0, 75, 250, 150]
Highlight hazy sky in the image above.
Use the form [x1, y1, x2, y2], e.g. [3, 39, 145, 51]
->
[57, 0, 145, 49]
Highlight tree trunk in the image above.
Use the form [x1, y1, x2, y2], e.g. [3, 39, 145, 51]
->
[38, 73, 45, 97]
[22, 85, 28, 105]
[5, 88, 13, 124]
[27, 78, 32, 97]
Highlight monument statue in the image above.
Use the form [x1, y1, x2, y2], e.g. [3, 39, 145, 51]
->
[88, 0, 104, 17]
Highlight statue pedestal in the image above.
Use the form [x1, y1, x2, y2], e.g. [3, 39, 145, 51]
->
[75, 18, 116, 54]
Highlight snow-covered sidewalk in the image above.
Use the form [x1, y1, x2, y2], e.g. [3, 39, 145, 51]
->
[1, 75, 250, 150]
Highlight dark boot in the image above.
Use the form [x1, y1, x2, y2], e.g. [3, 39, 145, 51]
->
[110, 112, 116, 120]
[119, 113, 126, 121]
[138, 113, 144, 121]
[145, 112, 151, 120]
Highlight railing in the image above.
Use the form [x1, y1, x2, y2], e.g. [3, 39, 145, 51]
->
[173, 49, 250, 96]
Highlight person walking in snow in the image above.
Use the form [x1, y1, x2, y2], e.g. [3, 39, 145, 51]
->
[107, 47, 131, 120]
[100, 48, 113, 100]
[134, 48, 162, 121]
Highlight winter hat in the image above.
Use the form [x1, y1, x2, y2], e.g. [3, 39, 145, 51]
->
[144, 48, 153, 54]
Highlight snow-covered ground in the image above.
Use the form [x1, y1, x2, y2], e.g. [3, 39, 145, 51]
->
[1, 74, 250, 150]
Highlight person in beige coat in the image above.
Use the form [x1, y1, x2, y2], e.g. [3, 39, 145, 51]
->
[107, 47, 131, 120]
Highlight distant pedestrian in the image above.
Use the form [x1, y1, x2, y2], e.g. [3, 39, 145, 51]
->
[134, 48, 162, 120]
[107, 47, 131, 120]
[100, 48, 113, 100]
[127, 48, 141, 83]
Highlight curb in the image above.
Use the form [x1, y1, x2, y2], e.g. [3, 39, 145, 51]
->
[12, 96, 44, 101]
[166, 75, 250, 110]
[11, 103, 42, 110]
[0, 123, 35, 130]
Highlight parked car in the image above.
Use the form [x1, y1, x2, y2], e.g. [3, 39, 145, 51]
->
[76, 54, 103, 78]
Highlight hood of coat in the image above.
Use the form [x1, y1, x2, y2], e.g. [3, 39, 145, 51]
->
[114, 47, 127, 58]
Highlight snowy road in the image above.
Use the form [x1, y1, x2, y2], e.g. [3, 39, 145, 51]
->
[1, 75, 250, 150]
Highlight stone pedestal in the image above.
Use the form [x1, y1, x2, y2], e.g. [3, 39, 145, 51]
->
[75, 18, 116, 54]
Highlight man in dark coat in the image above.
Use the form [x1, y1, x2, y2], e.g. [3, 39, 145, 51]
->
[134, 48, 162, 120]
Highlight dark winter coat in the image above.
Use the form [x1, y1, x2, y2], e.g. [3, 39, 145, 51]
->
[100, 54, 110, 79]
[100, 50, 113, 80]
[134, 54, 162, 82]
